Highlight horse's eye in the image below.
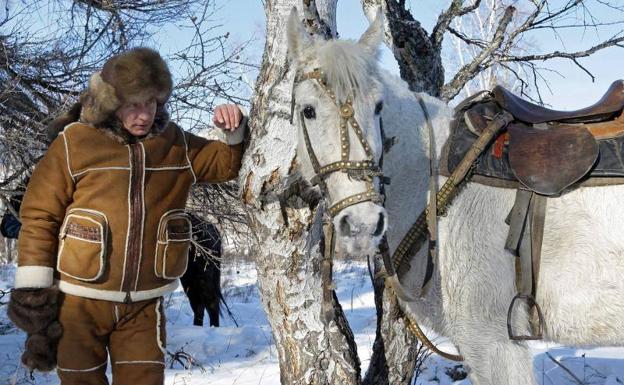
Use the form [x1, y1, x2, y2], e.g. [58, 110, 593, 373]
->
[303, 106, 316, 119]
[374, 101, 383, 115]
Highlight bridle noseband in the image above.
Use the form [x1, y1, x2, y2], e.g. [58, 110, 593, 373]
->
[292, 68, 387, 217]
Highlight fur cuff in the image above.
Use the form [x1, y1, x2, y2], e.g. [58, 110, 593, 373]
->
[224, 115, 249, 145]
[14, 266, 54, 289]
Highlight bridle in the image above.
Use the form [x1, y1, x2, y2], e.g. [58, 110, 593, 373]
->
[291, 68, 387, 217]
[291, 67, 468, 363]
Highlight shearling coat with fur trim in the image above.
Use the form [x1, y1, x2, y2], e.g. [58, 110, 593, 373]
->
[14, 121, 244, 303]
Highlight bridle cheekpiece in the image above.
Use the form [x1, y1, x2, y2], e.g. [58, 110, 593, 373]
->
[293, 68, 386, 217]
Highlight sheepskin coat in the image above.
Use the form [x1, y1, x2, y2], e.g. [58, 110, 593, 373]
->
[14, 120, 244, 303]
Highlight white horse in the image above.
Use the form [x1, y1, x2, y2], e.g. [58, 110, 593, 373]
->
[287, 8, 624, 385]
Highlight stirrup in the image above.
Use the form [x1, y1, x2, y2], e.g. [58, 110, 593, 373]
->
[507, 293, 545, 340]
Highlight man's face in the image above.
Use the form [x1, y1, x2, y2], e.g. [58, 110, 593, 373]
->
[115, 98, 157, 137]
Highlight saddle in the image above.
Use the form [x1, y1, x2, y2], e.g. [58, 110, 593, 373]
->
[444, 80, 624, 196]
[493, 80, 624, 124]
[440, 80, 624, 340]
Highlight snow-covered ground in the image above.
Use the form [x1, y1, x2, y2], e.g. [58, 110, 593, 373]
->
[1, 260, 623, 384]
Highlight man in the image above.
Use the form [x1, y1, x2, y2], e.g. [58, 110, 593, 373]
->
[7, 47, 248, 385]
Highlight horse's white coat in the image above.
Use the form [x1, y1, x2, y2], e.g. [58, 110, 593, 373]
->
[288, 10, 624, 385]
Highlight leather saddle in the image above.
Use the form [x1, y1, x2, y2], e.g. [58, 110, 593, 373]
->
[493, 80, 624, 124]
[449, 80, 624, 195]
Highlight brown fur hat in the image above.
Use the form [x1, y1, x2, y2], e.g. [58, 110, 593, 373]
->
[81, 47, 173, 125]
[46, 47, 173, 142]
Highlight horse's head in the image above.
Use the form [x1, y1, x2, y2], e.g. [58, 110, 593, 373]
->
[287, 8, 387, 258]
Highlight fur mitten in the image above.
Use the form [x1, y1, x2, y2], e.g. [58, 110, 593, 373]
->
[8, 287, 62, 372]
[8, 287, 59, 334]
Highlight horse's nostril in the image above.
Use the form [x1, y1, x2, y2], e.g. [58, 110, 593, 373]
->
[373, 212, 385, 236]
[339, 215, 351, 235]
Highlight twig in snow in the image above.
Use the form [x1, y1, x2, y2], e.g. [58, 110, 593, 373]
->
[545, 352, 585, 385]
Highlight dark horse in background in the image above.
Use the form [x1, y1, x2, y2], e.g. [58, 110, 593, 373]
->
[2, 202, 231, 327]
[182, 214, 235, 327]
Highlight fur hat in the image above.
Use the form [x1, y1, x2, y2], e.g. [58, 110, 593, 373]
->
[46, 47, 172, 142]
[81, 47, 172, 125]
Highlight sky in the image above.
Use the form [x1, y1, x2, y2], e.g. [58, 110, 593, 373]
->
[209, 0, 624, 110]
[5, 0, 623, 109]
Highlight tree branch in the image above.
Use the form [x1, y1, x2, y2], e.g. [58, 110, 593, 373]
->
[447, 26, 488, 48]
[498, 34, 624, 63]
[432, 0, 482, 48]
[441, 5, 516, 100]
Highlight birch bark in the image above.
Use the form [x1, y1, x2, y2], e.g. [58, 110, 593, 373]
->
[241, 1, 361, 384]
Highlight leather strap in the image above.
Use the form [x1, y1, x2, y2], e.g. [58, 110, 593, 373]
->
[530, 194, 546, 297]
[505, 189, 547, 340]
[418, 95, 438, 295]
[390, 111, 514, 289]
[321, 220, 335, 323]
[505, 191, 547, 298]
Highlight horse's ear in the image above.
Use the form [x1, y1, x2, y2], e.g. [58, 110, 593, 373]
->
[287, 7, 311, 61]
[358, 10, 384, 55]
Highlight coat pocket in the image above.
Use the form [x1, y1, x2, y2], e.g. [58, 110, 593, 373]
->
[154, 210, 191, 279]
[57, 208, 108, 282]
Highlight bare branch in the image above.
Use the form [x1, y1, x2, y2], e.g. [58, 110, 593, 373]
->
[532, 0, 583, 28]
[441, 5, 516, 101]
[500, 0, 546, 54]
[432, 0, 482, 48]
[447, 26, 488, 48]
[498, 35, 624, 63]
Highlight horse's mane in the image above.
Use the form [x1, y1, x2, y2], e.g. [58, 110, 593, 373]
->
[312, 39, 379, 103]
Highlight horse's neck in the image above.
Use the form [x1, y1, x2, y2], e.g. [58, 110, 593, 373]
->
[379, 71, 452, 167]
[379, 71, 452, 257]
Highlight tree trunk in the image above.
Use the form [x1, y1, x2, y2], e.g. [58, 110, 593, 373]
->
[241, 1, 361, 384]
[363, 259, 421, 385]
[362, 0, 444, 96]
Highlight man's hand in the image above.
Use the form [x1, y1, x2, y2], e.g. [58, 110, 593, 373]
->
[213, 104, 243, 131]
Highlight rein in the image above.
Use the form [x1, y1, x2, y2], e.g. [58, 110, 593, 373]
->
[385, 105, 513, 362]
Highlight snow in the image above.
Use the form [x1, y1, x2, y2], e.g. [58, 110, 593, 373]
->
[1, 260, 623, 384]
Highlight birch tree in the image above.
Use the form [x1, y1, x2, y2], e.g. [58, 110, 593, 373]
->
[240, 1, 364, 384]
